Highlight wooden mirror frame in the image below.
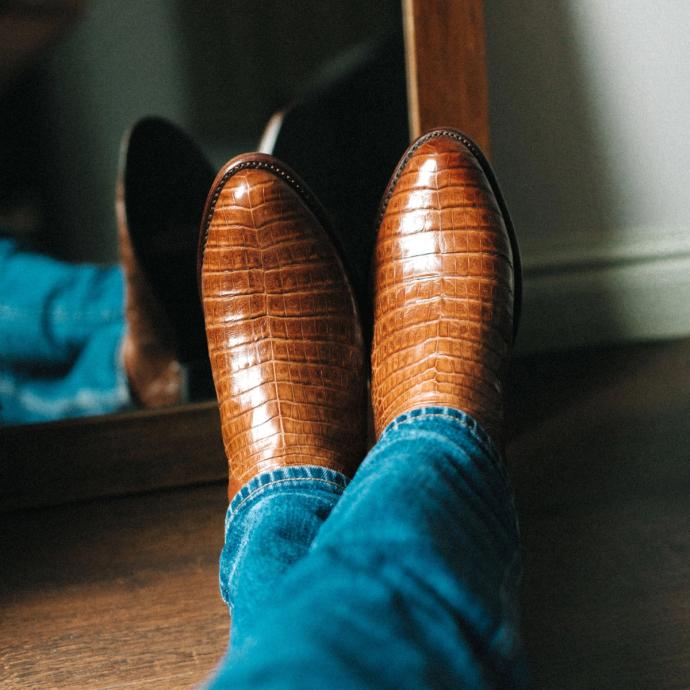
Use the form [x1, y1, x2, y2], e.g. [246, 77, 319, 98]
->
[403, 0, 489, 152]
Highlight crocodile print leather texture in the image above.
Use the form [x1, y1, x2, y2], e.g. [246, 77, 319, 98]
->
[371, 129, 520, 446]
[199, 153, 366, 499]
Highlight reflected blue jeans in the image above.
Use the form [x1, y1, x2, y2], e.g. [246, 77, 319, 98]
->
[206, 407, 528, 689]
[0, 238, 131, 423]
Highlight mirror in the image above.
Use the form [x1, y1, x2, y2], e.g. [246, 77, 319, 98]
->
[0, 0, 407, 427]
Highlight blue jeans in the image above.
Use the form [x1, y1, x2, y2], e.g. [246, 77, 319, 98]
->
[0, 238, 131, 423]
[206, 407, 528, 689]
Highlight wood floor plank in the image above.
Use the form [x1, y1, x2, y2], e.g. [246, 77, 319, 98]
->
[0, 485, 229, 689]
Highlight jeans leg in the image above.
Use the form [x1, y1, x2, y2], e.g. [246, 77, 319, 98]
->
[0, 238, 132, 423]
[214, 466, 349, 658]
[0, 319, 131, 424]
[0, 238, 124, 366]
[207, 407, 528, 690]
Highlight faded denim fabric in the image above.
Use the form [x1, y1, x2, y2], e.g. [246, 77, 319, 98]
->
[207, 407, 528, 689]
[0, 238, 131, 423]
[220, 466, 349, 636]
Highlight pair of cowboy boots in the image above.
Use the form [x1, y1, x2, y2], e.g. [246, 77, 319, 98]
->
[198, 129, 520, 499]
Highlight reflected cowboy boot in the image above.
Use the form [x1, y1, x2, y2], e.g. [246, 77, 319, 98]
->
[118, 117, 215, 407]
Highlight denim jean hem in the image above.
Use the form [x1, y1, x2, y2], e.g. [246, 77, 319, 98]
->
[377, 407, 519, 544]
[221, 466, 350, 609]
[228, 465, 350, 518]
[380, 406, 502, 461]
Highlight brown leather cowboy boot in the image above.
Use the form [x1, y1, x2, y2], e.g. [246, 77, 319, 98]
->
[198, 153, 366, 499]
[117, 117, 215, 407]
[371, 129, 521, 447]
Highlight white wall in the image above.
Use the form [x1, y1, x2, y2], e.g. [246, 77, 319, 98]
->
[486, 0, 690, 352]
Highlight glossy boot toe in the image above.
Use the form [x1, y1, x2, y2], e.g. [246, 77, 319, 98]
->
[371, 129, 521, 447]
[199, 153, 367, 499]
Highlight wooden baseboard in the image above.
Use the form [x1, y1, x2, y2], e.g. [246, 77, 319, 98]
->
[518, 229, 690, 353]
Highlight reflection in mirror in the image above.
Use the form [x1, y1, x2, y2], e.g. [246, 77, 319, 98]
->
[0, 0, 406, 426]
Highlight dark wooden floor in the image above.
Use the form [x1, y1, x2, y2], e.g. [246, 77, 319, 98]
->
[507, 341, 690, 689]
[2, 339, 690, 689]
[1, 488, 229, 689]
